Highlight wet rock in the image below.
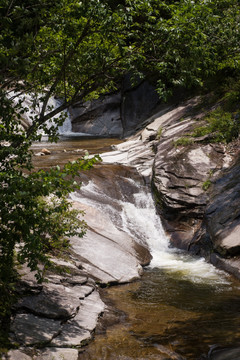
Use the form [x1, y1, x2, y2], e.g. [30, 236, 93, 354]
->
[150, 101, 225, 250]
[154, 344, 186, 359]
[41, 148, 51, 155]
[35, 149, 51, 156]
[210, 254, 240, 280]
[71, 228, 143, 284]
[70, 200, 150, 284]
[208, 345, 240, 360]
[101, 138, 156, 182]
[73, 200, 150, 259]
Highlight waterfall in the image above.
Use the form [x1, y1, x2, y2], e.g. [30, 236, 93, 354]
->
[120, 188, 229, 284]
[9, 92, 90, 137]
[71, 173, 229, 285]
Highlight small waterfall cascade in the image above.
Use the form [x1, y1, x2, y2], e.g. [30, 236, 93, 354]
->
[9, 92, 88, 136]
[71, 172, 229, 286]
[120, 189, 229, 285]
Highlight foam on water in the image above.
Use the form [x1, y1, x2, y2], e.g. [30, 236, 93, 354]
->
[72, 180, 229, 285]
[120, 191, 229, 285]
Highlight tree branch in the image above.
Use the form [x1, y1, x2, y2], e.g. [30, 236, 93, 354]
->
[26, 18, 91, 137]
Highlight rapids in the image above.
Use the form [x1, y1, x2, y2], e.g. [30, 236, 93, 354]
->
[31, 134, 240, 360]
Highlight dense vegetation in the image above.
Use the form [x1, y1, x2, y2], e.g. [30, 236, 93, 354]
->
[0, 0, 240, 348]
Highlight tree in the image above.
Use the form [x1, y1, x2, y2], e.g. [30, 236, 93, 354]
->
[120, 0, 240, 99]
[0, 0, 135, 139]
[0, 0, 137, 285]
[0, 0, 240, 291]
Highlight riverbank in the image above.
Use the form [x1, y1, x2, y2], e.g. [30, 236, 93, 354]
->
[3, 95, 240, 360]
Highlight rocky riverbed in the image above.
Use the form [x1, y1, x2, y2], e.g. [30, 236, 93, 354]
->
[4, 95, 240, 359]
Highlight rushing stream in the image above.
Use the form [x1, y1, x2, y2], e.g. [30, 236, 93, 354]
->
[32, 136, 240, 360]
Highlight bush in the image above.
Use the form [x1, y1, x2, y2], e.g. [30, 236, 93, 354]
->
[193, 108, 240, 143]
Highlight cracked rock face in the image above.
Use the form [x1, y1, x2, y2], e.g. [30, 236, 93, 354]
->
[206, 157, 240, 277]
[150, 99, 226, 251]
[9, 164, 151, 358]
[148, 98, 240, 276]
[10, 266, 104, 350]
[10, 313, 61, 345]
[206, 158, 240, 255]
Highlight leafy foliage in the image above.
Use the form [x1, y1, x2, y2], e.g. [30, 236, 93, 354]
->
[202, 179, 212, 191]
[193, 109, 240, 143]
[0, 94, 100, 346]
[174, 137, 193, 147]
[124, 0, 240, 99]
[0, 0, 240, 339]
[1, 0, 240, 107]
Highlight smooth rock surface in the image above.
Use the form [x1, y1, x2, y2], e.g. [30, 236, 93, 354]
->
[71, 229, 143, 284]
[10, 313, 61, 345]
[121, 78, 160, 136]
[71, 93, 122, 136]
[208, 346, 240, 360]
[101, 138, 155, 181]
[17, 283, 82, 319]
[2, 350, 32, 360]
[70, 80, 160, 137]
[35, 348, 79, 360]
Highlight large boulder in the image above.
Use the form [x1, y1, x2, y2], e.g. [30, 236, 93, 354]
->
[205, 157, 240, 278]
[70, 80, 160, 137]
[148, 99, 224, 251]
[121, 78, 160, 136]
[71, 93, 122, 136]
[206, 157, 240, 256]
[148, 97, 240, 276]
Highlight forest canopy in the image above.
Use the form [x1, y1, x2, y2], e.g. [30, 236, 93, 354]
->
[1, 0, 240, 110]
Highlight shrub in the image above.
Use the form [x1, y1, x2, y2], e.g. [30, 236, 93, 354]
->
[193, 108, 240, 143]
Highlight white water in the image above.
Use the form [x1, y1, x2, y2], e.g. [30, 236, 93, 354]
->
[9, 92, 90, 137]
[71, 178, 229, 286]
[120, 189, 230, 285]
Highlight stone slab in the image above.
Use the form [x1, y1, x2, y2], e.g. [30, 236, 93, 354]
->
[35, 347, 79, 360]
[50, 323, 91, 347]
[17, 283, 81, 319]
[3, 350, 32, 360]
[10, 313, 61, 345]
[74, 290, 105, 331]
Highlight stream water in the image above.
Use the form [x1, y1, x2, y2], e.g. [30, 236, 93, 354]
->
[32, 136, 240, 360]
